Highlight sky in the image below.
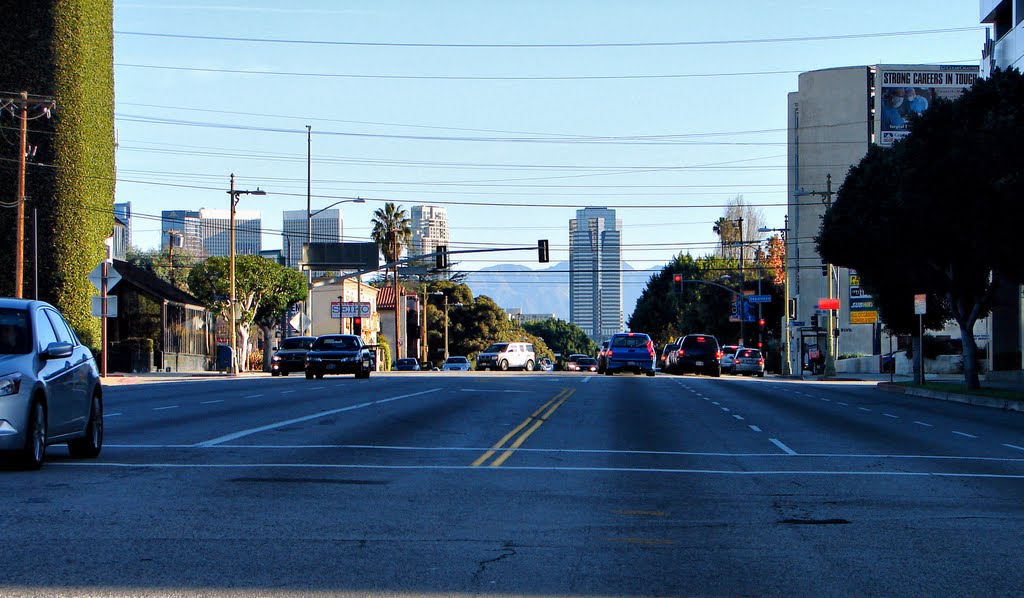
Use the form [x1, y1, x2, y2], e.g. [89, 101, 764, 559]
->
[113, 0, 985, 286]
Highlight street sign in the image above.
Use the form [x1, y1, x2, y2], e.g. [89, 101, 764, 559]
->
[340, 302, 371, 317]
[789, 320, 805, 327]
[289, 312, 312, 334]
[914, 294, 927, 315]
[850, 311, 878, 324]
[747, 294, 772, 304]
[90, 296, 117, 318]
[87, 262, 121, 292]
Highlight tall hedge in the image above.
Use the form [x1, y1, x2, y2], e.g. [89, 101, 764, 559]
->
[0, 1, 114, 348]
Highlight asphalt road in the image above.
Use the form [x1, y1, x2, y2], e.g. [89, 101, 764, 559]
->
[2, 371, 1023, 597]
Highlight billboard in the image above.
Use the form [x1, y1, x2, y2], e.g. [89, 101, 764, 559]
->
[848, 271, 878, 325]
[875, 65, 979, 147]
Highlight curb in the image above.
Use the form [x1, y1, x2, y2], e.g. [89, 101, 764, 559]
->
[101, 372, 266, 385]
[877, 382, 1024, 413]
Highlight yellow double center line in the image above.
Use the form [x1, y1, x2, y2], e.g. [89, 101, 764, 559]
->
[471, 388, 575, 467]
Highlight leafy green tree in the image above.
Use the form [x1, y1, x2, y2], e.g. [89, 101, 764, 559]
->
[818, 68, 1024, 389]
[371, 203, 413, 356]
[523, 318, 597, 358]
[125, 245, 198, 291]
[187, 255, 308, 371]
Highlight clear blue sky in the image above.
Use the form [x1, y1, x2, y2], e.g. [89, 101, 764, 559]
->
[114, 0, 984, 280]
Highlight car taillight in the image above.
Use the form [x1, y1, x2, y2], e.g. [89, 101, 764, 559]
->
[607, 350, 614, 357]
[677, 349, 684, 357]
[646, 341, 655, 357]
[758, 359, 764, 365]
[716, 350, 723, 359]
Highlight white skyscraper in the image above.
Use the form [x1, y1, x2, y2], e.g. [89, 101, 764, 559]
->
[282, 209, 344, 269]
[569, 207, 622, 343]
[411, 205, 449, 262]
[197, 208, 262, 257]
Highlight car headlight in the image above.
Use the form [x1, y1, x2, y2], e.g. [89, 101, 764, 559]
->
[272, 355, 282, 362]
[0, 374, 22, 398]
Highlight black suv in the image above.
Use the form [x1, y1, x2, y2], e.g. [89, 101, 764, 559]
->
[304, 334, 374, 379]
[667, 334, 722, 377]
[270, 336, 316, 376]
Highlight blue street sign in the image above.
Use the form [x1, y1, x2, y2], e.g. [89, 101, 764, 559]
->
[747, 294, 773, 304]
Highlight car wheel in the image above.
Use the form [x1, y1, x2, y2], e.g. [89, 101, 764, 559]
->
[271, 371, 280, 377]
[646, 371, 655, 377]
[605, 369, 613, 376]
[305, 370, 314, 380]
[710, 367, 721, 378]
[68, 393, 103, 459]
[282, 371, 290, 377]
[316, 373, 324, 379]
[13, 400, 47, 470]
[759, 371, 765, 378]
[524, 360, 535, 372]
[499, 360, 509, 371]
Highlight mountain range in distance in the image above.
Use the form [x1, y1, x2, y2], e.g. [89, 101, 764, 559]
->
[463, 261, 651, 323]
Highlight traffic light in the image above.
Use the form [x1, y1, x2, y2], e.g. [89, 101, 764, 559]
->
[788, 298, 797, 320]
[435, 245, 449, 269]
[353, 317, 362, 336]
[538, 239, 549, 263]
[810, 313, 819, 329]
[757, 319, 765, 348]
[821, 259, 828, 276]
[673, 274, 683, 294]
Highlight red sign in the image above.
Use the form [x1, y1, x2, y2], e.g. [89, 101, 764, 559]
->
[818, 298, 840, 310]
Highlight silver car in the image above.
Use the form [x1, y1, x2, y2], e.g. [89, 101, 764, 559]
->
[441, 356, 471, 371]
[0, 299, 103, 470]
[732, 348, 766, 377]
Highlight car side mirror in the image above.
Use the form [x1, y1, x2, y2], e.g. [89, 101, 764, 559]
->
[44, 341, 74, 359]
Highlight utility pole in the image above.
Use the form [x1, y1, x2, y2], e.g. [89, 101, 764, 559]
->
[736, 217, 745, 346]
[796, 174, 836, 377]
[14, 92, 27, 298]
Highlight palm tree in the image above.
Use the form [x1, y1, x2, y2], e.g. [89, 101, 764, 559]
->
[370, 203, 413, 267]
[370, 203, 413, 358]
[712, 217, 732, 258]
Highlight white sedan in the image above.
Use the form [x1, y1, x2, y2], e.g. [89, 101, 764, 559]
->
[441, 356, 472, 371]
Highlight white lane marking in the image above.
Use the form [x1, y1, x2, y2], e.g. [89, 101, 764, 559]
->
[153, 406, 179, 411]
[194, 388, 442, 447]
[769, 438, 797, 455]
[711, 401, 720, 405]
[459, 389, 530, 393]
[1004, 444, 1024, 453]
[721, 407, 731, 412]
[820, 398, 831, 402]
[953, 431, 978, 439]
[201, 400, 224, 405]
[883, 413, 899, 419]
[582, 376, 592, 383]
[245, 394, 263, 399]
[311, 386, 325, 390]
[54, 462, 1024, 479]
[913, 421, 933, 428]
[837, 402, 849, 406]
[281, 390, 296, 394]
[859, 407, 872, 412]
[733, 415, 744, 421]
[749, 425, 762, 432]
[104, 412, 122, 417]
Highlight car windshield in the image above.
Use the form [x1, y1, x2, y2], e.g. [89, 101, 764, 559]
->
[683, 335, 716, 349]
[738, 349, 761, 359]
[445, 357, 468, 364]
[0, 308, 31, 355]
[314, 336, 359, 351]
[483, 343, 509, 353]
[279, 337, 314, 350]
[611, 335, 649, 348]
[397, 358, 417, 365]
[578, 358, 597, 365]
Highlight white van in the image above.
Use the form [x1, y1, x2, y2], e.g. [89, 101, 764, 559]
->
[475, 342, 536, 371]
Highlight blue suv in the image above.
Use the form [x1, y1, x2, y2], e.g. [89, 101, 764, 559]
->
[604, 333, 657, 377]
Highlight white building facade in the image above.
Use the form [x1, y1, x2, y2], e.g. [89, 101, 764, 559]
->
[198, 208, 262, 257]
[411, 205, 449, 262]
[569, 207, 622, 344]
[282, 208, 344, 269]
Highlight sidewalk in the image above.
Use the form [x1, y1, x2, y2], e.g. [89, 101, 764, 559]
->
[101, 371, 267, 385]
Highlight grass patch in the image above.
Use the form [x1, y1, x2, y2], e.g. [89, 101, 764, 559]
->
[896, 381, 1024, 402]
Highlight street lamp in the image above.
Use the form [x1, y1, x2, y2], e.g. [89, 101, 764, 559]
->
[228, 173, 266, 376]
[759, 218, 791, 376]
[431, 291, 463, 361]
[303, 197, 366, 335]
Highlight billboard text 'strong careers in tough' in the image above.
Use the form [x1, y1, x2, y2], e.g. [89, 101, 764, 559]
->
[875, 65, 980, 147]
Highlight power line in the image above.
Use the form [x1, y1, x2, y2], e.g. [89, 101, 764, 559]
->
[114, 27, 981, 49]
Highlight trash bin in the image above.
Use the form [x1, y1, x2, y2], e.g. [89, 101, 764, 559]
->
[216, 344, 234, 373]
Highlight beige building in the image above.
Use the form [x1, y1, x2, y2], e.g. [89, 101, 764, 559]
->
[308, 278, 379, 344]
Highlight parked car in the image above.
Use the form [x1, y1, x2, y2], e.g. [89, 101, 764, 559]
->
[475, 342, 535, 371]
[563, 354, 589, 371]
[597, 340, 610, 373]
[604, 332, 657, 376]
[659, 343, 679, 370]
[667, 334, 722, 377]
[0, 298, 103, 470]
[537, 357, 555, 372]
[304, 334, 373, 379]
[441, 356, 472, 371]
[720, 345, 741, 374]
[394, 358, 421, 371]
[732, 348, 766, 377]
[270, 335, 316, 376]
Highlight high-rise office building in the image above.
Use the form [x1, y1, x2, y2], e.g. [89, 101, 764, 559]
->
[411, 205, 449, 263]
[113, 202, 132, 248]
[569, 207, 622, 343]
[161, 210, 205, 256]
[198, 208, 261, 257]
[282, 209, 344, 269]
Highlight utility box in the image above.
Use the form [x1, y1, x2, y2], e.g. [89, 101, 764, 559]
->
[216, 344, 234, 373]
